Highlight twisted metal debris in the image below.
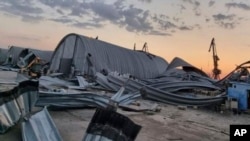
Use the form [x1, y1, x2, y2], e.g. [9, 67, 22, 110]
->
[0, 80, 38, 133]
[22, 107, 63, 141]
[83, 108, 141, 141]
[95, 72, 226, 107]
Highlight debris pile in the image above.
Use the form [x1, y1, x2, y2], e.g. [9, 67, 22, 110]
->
[2, 33, 247, 141]
[0, 72, 142, 141]
[96, 72, 225, 107]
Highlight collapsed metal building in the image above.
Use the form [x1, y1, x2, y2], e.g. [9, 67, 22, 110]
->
[49, 33, 168, 79]
[4, 46, 24, 66]
[3, 46, 53, 68]
[0, 48, 8, 65]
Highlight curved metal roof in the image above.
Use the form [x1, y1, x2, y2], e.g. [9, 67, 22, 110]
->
[3, 46, 53, 67]
[0, 48, 8, 65]
[50, 33, 168, 79]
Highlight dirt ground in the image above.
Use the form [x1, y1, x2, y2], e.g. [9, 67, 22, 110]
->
[51, 103, 250, 141]
[1, 101, 250, 141]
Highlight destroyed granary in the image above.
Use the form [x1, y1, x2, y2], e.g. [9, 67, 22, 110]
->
[1, 33, 250, 141]
[49, 33, 168, 79]
[1, 46, 53, 69]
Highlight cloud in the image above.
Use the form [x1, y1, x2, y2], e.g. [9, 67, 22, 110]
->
[182, 0, 200, 7]
[179, 4, 186, 13]
[179, 26, 193, 31]
[152, 15, 177, 30]
[71, 21, 104, 29]
[89, 1, 121, 22]
[49, 17, 73, 24]
[213, 14, 235, 21]
[194, 1, 200, 7]
[39, 0, 162, 35]
[225, 2, 250, 11]
[182, 0, 201, 16]
[212, 14, 237, 29]
[206, 18, 210, 22]
[0, 0, 198, 36]
[209, 1, 215, 7]
[56, 9, 64, 15]
[21, 15, 44, 23]
[40, 0, 79, 9]
[0, 0, 44, 22]
[6, 34, 41, 42]
[138, 0, 152, 3]
[149, 30, 171, 36]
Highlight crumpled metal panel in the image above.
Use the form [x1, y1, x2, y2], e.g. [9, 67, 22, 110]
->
[28, 49, 53, 63]
[4, 46, 25, 66]
[50, 33, 168, 79]
[36, 91, 110, 109]
[17, 48, 53, 68]
[0, 99, 21, 133]
[0, 80, 38, 133]
[149, 81, 221, 91]
[39, 76, 75, 90]
[22, 107, 63, 141]
[82, 108, 141, 141]
[95, 72, 120, 91]
[16, 81, 39, 116]
[106, 74, 226, 107]
[3, 46, 53, 67]
[36, 90, 140, 109]
[166, 57, 208, 77]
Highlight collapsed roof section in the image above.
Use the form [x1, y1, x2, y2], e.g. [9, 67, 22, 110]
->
[4, 46, 25, 66]
[4, 46, 53, 67]
[49, 33, 168, 79]
[19, 48, 53, 63]
[166, 57, 208, 77]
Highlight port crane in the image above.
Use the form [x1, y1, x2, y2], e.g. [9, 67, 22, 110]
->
[208, 38, 221, 79]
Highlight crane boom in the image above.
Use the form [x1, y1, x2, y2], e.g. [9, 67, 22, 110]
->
[208, 38, 221, 79]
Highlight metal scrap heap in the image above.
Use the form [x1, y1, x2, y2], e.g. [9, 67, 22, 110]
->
[0, 33, 239, 141]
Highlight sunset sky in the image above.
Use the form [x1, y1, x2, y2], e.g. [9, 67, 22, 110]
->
[0, 0, 250, 77]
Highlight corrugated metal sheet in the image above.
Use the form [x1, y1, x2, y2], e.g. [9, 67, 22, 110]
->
[50, 33, 168, 79]
[22, 107, 63, 141]
[3, 46, 53, 67]
[104, 73, 226, 107]
[36, 89, 141, 109]
[166, 57, 208, 77]
[0, 80, 38, 133]
[83, 108, 141, 141]
[4, 46, 25, 66]
[21, 48, 53, 63]
[0, 48, 8, 65]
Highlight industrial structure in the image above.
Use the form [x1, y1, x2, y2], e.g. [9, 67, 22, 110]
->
[49, 33, 168, 79]
[208, 38, 221, 80]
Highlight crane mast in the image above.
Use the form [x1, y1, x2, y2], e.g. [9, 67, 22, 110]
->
[208, 38, 221, 79]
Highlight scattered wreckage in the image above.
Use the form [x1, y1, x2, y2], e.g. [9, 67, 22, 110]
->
[0, 71, 142, 141]
[1, 33, 249, 141]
